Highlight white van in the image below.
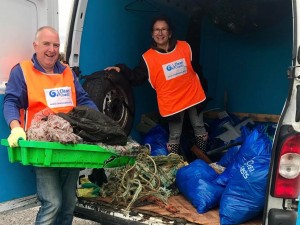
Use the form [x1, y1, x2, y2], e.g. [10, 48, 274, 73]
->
[0, 0, 299, 225]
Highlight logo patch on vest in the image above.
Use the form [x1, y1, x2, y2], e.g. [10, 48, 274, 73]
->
[44, 87, 74, 108]
[163, 58, 187, 80]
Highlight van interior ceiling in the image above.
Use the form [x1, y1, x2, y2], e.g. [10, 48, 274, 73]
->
[125, 0, 160, 12]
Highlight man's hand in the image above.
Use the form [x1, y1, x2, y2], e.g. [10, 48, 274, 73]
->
[7, 127, 26, 147]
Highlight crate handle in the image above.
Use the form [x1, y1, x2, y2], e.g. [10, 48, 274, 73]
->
[21, 147, 29, 165]
[44, 149, 53, 166]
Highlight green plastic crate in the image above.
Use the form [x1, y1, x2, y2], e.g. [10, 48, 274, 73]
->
[1, 139, 135, 168]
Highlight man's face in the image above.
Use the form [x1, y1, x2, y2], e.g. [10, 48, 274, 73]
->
[33, 29, 60, 72]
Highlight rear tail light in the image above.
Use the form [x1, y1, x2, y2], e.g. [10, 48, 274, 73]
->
[273, 134, 300, 198]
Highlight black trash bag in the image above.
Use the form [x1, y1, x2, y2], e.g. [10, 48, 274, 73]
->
[58, 106, 127, 145]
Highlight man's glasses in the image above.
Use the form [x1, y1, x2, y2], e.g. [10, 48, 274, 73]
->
[153, 28, 169, 34]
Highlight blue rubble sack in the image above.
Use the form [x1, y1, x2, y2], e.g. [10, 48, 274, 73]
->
[217, 126, 251, 167]
[142, 125, 168, 156]
[219, 155, 271, 225]
[214, 126, 272, 187]
[176, 159, 225, 213]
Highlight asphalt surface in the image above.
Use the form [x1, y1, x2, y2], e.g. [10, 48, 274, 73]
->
[0, 206, 101, 225]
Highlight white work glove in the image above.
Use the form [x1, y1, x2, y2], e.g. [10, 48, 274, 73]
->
[7, 127, 27, 147]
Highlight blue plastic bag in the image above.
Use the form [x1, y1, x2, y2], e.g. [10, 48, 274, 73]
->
[214, 126, 272, 186]
[176, 159, 218, 188]
[176, 159, 224, 213]
[218, 126, 251, 167]
[184, 177, 225, 213]
[220, 155, 271, 225]
[142, 125, 168, 156]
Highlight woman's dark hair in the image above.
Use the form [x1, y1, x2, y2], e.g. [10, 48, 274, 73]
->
[150, 15, 173, 32]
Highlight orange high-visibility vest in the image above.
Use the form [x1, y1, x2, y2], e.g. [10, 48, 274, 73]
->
[143, 41, 206, 117]
[20, 60, 76, 130]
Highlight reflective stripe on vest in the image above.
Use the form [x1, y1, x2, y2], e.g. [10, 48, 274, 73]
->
[143, 41, 206, 117]
[20, 60, 76, 130]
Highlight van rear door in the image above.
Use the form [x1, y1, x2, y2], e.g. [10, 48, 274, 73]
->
[0, 0, 58, 212]
[263, 0, 300, 224]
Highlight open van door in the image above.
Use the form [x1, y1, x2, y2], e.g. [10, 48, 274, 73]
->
[0, 0, 58, 212]
[262, 0, 300, 224]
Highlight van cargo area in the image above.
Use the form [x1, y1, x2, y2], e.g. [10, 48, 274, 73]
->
[65, 0, 296, 225]
[67, 0, 292, 146]
[0, 0, 298, 225]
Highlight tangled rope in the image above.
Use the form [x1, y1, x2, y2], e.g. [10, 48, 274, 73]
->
[100, 149, 186, 214]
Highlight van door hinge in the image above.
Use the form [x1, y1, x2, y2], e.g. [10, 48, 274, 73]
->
[287, 66, 300, 79]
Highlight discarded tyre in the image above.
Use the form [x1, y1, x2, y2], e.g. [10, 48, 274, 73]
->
[82, 70, 135, 136]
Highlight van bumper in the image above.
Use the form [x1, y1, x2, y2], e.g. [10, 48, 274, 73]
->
[268, 208, 297, 225]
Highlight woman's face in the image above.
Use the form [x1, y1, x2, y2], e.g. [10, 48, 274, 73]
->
[152, 20, 172, 49]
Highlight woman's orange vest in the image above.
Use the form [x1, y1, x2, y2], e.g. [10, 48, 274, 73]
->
[20, 60, 76, 130]
[143, 41, 206, 117]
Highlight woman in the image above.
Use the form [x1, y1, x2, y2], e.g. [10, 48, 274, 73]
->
[106, 16, 208, 155]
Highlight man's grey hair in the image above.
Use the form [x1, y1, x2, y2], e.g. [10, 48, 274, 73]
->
[35, 26, 58, 41]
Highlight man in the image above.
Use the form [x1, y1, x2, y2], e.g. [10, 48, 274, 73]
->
[3, 26, 98, 225]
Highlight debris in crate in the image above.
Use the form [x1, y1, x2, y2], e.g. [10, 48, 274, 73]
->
[96, 136, 145, 157]
[27, 106, 128, 146]
[57, 106, 127, 145]
[11, 107, 145, 168]
[99, 151, 186, 215]
[27, 108, 82, 144]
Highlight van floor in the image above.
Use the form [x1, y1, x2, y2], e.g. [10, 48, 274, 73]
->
[135, 195, 262, 225]
[80, 195, 262, 225]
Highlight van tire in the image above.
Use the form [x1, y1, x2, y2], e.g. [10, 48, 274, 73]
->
[82, 70, 135, 136]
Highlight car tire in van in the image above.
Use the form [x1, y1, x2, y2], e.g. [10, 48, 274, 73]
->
[82, 70, 135, 135]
